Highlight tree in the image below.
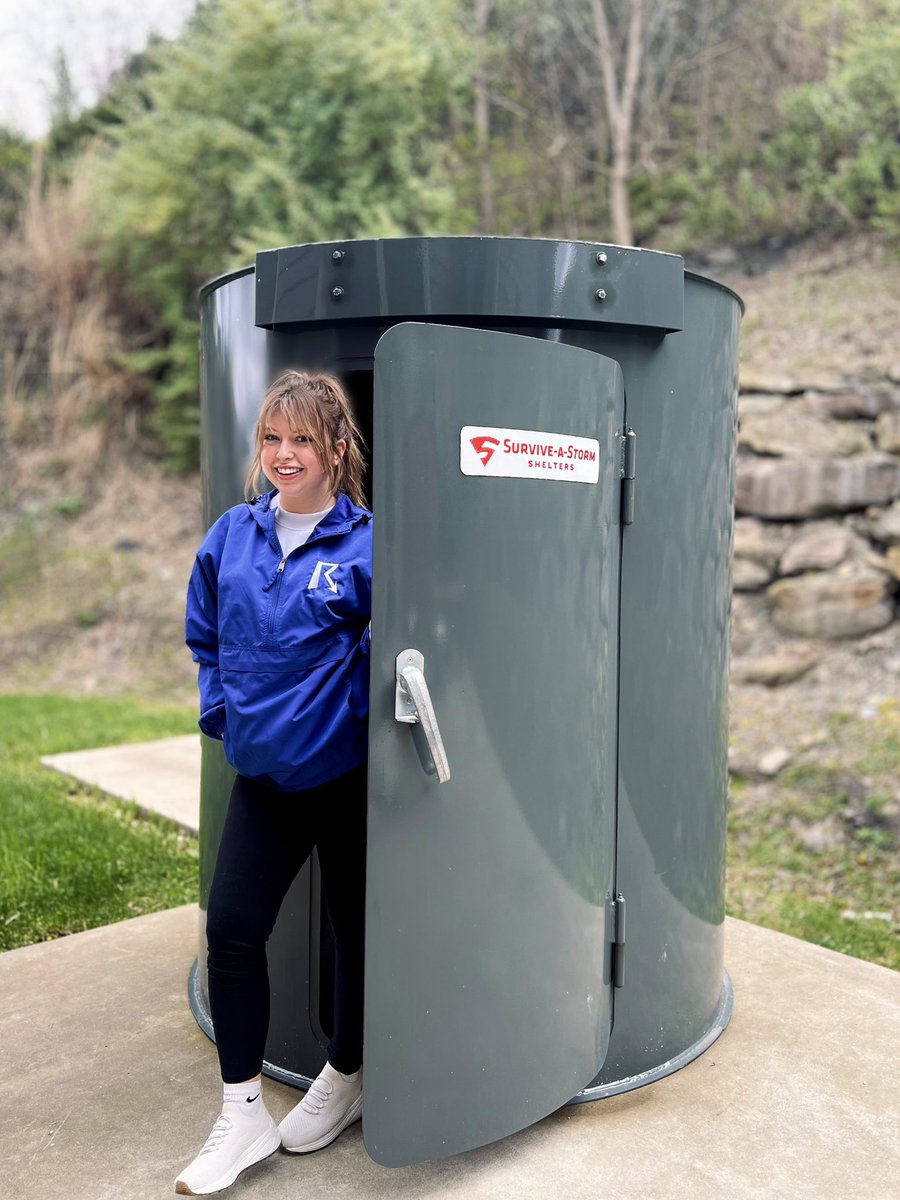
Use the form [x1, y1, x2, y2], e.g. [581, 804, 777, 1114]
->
[586, 0, 645, 245]
[473, 0, 495, 231]
[570, 0, 749, 247]
[467, 1, 605, 239]
[774, 0, 900, 240]
[86, 0, 470, 467]
[664, 0, 900, 250]
[0, 128, 32, 230]
[49, 49, 78, 127]
[45, 43, 157, 170]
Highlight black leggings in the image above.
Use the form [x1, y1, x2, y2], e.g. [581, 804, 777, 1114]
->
[205, 763, 367, 1083]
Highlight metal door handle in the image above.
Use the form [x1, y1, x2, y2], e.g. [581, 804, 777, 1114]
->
[395, 649, 451, 783]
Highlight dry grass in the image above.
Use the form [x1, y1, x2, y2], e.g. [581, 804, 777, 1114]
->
[720, 235, 900, 383]
[1, 157, 149, 478]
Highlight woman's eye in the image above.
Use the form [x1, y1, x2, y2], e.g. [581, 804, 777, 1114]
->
[263, 434, 278, 442]
[295, 435, 310, 445]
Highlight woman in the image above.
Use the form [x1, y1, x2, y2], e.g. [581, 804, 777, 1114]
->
[178, 370, 371, 1195]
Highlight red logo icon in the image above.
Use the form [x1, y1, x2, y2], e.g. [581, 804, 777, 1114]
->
[470, 435, 500, 467]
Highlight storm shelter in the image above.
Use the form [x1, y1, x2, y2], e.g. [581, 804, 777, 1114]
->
[189, 236, 742, 1167]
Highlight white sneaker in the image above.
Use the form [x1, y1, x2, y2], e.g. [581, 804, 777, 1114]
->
[174, 1107, 281, 1195]
[279, 1062, 363, 1153]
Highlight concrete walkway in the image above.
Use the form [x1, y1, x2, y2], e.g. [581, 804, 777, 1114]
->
[2, 908, 898, 1200]
[42, 736, 202, 834]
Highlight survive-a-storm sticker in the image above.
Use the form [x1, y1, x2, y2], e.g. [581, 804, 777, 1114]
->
[460, 425, 601, 484]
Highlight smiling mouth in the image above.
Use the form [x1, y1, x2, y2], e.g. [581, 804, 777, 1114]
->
[275, 467, 302, 477]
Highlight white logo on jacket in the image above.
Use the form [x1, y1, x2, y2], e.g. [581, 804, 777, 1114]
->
[308, 561, 340, 593]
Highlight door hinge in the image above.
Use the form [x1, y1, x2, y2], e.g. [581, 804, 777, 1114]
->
[619, 428, 636, 526]
[611, 893, 626, 989]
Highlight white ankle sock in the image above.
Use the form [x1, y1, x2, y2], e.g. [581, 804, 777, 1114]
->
[223, 1079, 264, 1116]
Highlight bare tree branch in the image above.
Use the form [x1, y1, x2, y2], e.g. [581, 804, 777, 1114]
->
[473, 0, 494, 231]
[588, 0, 647, 244]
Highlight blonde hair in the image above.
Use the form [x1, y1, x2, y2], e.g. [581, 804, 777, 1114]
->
[244, 370, 367, 507]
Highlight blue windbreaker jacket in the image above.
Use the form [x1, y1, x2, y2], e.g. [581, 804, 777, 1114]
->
[185, 491, 372, 791]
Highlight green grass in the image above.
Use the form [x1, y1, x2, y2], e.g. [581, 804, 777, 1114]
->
[0, 694, 199, 951]
[3, 692, 897, 972]
[727, 703, 900, 971]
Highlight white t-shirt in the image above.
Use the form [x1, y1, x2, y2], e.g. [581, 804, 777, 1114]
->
[272, 495, 335, 557]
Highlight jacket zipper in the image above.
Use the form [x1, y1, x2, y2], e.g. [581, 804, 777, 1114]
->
[265, 557, 287, 643]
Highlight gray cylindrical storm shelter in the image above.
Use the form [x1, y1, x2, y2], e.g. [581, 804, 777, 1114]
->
[190, 236, 741, 1168]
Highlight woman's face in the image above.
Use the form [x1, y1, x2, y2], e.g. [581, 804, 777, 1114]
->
[260, 409, 345, 514]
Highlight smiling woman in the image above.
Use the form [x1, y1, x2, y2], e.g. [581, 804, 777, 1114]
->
[260, 411, 344, 514]
[179, 367, 373, 1194]
[242, 370, 367, 511]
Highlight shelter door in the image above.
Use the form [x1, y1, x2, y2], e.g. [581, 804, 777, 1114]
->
[365, 323, 624, 1165]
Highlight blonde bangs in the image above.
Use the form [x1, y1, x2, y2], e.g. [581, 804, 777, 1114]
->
[259, 392, 329, 456]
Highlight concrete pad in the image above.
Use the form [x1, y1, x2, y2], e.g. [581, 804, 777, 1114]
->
[42, 736, 201, 834]
[1, 909, 898, 1200]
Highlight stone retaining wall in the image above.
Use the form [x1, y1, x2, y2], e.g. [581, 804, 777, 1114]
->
[734, 365, 900, 639]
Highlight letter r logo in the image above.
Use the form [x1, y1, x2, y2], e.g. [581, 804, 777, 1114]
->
[308, 561, 340, 593]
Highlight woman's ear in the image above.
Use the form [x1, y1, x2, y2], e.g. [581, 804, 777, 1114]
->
[333, 438, 347, 465]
